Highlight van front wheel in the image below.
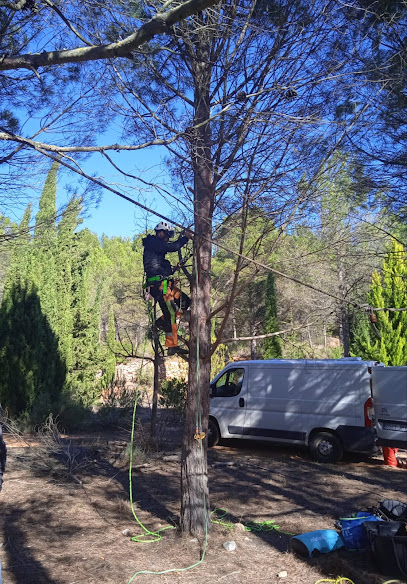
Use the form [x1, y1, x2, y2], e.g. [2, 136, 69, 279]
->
[208, 419, 220, 447]
[309, 432, 343, 463]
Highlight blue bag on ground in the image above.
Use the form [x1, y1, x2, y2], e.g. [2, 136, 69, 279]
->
[340, 512, 383, 550]
[290, 530, 344, 558]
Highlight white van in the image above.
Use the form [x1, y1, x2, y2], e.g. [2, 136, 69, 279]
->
[371, 366, 407, 449]
[208, 358, 379, 463]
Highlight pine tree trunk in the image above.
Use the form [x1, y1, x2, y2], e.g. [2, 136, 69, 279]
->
[151, 351, 160, 438]
[180, 23, 213, 535]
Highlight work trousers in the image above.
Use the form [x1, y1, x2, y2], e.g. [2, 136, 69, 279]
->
[149, 279, 190, 348]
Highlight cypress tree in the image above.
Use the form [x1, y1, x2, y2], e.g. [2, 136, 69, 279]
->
[32, 162, 59, 331]
[0, 164, 119, 417]
[56, 196, 83, 373]
[34, 161, 58, 243]
[68, 229, 108, 406]
[350, 240, 407, 365]
[0, 201, 66, 419]
[0, 282, 65, 417]
[5, 204, 32, 287]
[263, 272, 282, 359]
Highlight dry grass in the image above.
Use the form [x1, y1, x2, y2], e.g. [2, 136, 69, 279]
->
[0, 431, 406, 584]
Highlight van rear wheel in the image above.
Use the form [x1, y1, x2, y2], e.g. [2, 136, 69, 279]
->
[309, 432, 343, 463]
[208, 419, 220, 447]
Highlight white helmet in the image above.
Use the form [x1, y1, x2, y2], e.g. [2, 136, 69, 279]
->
[154, 221, 174, 236]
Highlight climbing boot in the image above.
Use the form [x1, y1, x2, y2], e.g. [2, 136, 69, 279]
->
[167, 346, 189, 356]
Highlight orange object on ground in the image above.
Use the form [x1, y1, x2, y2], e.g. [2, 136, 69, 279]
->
[383, 446, 399, 467]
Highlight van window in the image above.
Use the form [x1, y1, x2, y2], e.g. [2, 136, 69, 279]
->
[212, 368, 244, 397]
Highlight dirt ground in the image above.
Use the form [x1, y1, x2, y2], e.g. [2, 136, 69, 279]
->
[1, 424, 406, 584]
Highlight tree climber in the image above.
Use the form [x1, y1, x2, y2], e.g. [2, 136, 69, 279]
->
[143, 221, 192, 356]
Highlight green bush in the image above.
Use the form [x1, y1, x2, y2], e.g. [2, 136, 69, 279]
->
[327, 345, 344, 359]
[159, 378, 187, 412]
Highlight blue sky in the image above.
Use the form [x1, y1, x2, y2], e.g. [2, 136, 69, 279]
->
[12, 115, 178, 240]
[64, 143, 176, 239]
[83, 191, 147, 239]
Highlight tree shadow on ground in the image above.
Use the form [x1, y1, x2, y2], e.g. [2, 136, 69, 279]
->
[82, 452, 180, 527]
[41, 430, 406, 584]
[1, 505, 57, 584]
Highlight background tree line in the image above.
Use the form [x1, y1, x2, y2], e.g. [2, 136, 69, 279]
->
[0, 154, 405, 426]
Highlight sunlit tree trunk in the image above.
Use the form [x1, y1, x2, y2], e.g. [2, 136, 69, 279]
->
[181, 19, 213, 534]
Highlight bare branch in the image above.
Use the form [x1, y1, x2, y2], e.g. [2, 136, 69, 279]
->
[42, 0, 93, 47]
[0, 0, 29, 9]
[0, 0, 219, 71]
[221, 323, 315, 344]
[0, 129, 179, 152]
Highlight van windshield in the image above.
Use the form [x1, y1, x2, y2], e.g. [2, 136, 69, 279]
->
[213, 368, 244, 397]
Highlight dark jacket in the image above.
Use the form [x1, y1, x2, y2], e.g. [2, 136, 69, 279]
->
[142, 234, 188, 279]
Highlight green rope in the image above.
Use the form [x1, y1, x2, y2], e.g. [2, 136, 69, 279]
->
[314, 579, 355, 584]
[210, 508, 234, 530]
[127, 320, 176, 544]
[244, 519, 296, 536]
[194, 252, 202, 436]
[210, 508, 296, 535]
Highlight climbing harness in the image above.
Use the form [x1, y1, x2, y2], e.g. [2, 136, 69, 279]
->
[146, 275, 168, 295]
[143, 263, 190, 357]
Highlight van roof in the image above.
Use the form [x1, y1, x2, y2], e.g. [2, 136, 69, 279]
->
[226, 358, 380, 367]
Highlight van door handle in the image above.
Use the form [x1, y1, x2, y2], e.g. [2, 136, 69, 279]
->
[239, 398, 245, 407]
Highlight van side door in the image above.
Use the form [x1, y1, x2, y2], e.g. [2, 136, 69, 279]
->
[247, 365, 304, 443]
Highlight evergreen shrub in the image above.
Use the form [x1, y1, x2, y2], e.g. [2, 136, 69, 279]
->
[159, 378, 187, 412]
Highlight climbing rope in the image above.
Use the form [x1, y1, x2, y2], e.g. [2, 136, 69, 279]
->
[210, 508, 296, 535]
[244, 519, 295, 536]
[314, 578, 399, 584]
[210, 508, 235, 530]
[193, 250, 205, 445]
[127, 341, 175, 544]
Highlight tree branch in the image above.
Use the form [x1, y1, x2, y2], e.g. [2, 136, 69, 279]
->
[0, 129, 179, 151]
[0, 0, 219, 71]
[0, 0, 28, 10]
[220, 323, 315, 344]
[42, 0, 93, 47]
